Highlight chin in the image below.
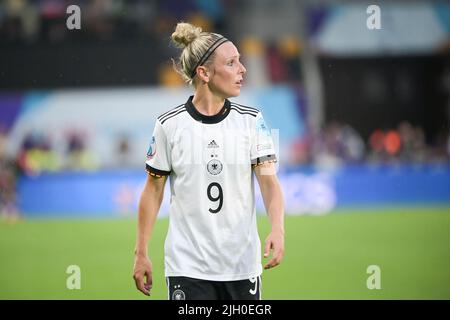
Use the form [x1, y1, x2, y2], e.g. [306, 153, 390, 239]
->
[229, 89, 241, 97]
[219, 88, 240, 99]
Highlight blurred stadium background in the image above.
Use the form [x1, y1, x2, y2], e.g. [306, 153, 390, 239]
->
[1, 0, 450, 299]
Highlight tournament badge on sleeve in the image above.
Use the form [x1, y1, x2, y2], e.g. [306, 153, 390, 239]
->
[146, 136, 156, 160]
[257, 117, 271, 137]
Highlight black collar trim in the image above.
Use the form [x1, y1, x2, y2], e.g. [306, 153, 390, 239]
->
[185, 96, 231, 124]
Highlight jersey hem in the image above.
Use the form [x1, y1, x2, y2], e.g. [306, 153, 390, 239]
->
[164, 270, 263, 282]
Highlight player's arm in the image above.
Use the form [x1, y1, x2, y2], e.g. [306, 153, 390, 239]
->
[133, 174, 167, 296]
[254, 161, 285, 270]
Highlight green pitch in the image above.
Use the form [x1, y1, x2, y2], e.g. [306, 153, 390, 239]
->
[1, 207, 449, 300]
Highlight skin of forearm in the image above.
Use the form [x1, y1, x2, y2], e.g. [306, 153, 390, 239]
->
[135, 180, 165, 257]
[259, 176, 285, 234]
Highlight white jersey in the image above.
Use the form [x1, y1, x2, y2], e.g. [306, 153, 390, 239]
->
[145, 96, 277, 281]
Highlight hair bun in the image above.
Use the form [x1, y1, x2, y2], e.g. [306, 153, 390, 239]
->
[171, 22, 202, 48]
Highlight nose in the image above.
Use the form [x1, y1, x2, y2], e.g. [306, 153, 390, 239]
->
[239, 61, 247, 75]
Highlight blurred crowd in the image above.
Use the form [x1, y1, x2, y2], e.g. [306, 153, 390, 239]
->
[292, 121, 450, 169]
[11, 129, 139, 173]
[15, 130, 99, 175]
[4, 120, 450, 177]
[0, 0, 303, 87]
[0, 0, 217, 43]
[0, 128, 132, 218]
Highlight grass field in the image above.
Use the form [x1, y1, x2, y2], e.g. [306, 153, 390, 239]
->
[1, 207, 450, 300]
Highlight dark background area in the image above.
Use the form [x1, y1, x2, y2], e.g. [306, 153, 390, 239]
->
[320, 55, 449, 145]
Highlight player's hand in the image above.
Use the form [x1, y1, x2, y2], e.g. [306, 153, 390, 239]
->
[133, 254, 153, 296]
[263, 230, 285, 270]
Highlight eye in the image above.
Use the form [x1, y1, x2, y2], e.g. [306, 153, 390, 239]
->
[227, 61, 234, 66]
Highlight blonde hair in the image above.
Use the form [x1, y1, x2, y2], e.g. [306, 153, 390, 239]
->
[171, 22, 227, 86]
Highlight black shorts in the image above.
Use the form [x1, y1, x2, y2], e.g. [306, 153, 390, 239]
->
[166, 276, 262, 300]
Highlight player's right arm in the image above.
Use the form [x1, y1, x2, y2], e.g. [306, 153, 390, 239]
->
[133, 174, 167, 296]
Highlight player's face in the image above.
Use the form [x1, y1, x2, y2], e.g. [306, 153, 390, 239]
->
[208, 42, 247, 98]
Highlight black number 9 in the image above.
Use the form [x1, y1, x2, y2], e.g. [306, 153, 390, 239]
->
[207, 182, 223, 214]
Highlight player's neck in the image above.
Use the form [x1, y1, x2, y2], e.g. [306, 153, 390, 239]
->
[192, 91, 225, 116]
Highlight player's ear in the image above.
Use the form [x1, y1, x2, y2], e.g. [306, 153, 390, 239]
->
[197, 66, 210, 83]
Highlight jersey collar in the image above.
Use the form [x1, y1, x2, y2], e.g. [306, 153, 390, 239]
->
[185, 95, 231, 124]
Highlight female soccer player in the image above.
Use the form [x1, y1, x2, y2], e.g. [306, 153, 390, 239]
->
[133, 22, 285, 300]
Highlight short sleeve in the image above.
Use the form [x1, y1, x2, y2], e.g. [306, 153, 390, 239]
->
[250, 112, 277, 166]
[145, 120, 171, 177]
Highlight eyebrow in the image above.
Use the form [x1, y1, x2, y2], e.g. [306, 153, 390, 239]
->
[226, 54, 241, 60]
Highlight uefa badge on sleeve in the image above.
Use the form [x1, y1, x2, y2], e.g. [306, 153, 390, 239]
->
[257, 117, 271, 137]
[146, 136, 156, 160]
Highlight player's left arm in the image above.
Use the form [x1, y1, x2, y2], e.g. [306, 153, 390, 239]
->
[254, 161, 285, 270]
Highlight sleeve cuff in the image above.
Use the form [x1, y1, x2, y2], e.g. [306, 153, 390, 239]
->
[251, 154, 277, 166]
[146, 164, 171, 177]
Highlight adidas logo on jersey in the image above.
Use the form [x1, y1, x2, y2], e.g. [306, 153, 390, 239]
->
[207, 140, 219, 148]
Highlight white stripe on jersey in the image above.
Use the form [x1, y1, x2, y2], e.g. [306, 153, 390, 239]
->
[230, 102, 259, 114]
[158, 104, 185, 122]
[160, 108, 187, 125]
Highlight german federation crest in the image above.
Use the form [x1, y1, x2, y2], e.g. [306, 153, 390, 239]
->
[172, 289, 185, 300]
[207, 159, 223, 175]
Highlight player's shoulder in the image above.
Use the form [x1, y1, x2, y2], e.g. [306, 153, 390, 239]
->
[228, 101, 261, 118]
[156, 103, 188, 125]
